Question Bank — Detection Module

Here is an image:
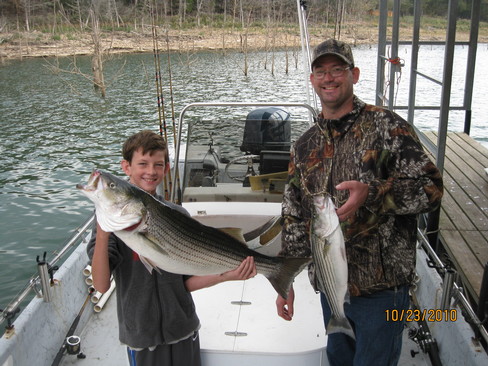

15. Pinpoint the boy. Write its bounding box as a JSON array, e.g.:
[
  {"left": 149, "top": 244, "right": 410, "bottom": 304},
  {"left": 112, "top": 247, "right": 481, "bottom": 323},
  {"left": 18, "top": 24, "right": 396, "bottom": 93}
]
[{"left": 87, "top": 130, "right": 256, "bottom": 366}]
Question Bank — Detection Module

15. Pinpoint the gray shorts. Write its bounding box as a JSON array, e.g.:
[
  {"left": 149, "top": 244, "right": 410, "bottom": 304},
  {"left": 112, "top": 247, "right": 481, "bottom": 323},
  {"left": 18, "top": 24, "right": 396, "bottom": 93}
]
[{"left": 127, "top": 332, "right": 201, "bottom": 366}]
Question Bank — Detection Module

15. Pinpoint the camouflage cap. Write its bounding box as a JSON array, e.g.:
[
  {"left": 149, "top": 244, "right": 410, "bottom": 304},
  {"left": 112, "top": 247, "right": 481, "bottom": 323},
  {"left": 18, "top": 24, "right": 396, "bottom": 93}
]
[{"left": 311, "top": 39, "right": 355, "bottom": 69}]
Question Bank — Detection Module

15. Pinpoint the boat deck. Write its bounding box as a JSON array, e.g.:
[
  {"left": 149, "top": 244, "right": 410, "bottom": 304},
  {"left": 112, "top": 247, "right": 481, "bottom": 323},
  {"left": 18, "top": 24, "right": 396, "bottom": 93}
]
[
  {"left": 422, "top": 131, "right": 488, "bottom": 304},
  {"left": 58, "top": 270, "right": 432, "bottom": 366}
]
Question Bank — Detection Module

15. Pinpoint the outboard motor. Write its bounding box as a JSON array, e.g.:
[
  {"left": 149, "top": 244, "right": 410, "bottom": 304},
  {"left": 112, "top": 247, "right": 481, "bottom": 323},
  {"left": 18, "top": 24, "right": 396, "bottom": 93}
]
[
  {"left": 240, "top": 107, "right": 291, "bottom": 155},
  {"left": 240, "top": 107, "right": 291, "bottom": 174}
]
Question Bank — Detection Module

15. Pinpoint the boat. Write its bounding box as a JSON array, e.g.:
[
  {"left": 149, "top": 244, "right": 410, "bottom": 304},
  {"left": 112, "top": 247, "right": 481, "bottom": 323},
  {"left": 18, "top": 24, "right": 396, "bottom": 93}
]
[{"left": 1, "top": 1, "right": 488, "bottom": 365}]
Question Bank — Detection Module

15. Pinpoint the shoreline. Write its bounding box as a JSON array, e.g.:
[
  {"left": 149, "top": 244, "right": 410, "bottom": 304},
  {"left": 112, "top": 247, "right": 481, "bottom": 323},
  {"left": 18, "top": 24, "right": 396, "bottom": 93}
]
[{"left": 1, "top": 25, "right": 486, "bottom": 61}]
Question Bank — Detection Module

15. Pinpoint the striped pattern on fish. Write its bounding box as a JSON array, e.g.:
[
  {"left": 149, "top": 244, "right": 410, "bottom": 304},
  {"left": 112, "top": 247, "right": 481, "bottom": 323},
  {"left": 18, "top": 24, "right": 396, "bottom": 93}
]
[
  {"left": 311, "top": 195, "right": 355, "bottom": 339},
  {"left": 77, "top": 169, "right": 311, "bottom": 299}
]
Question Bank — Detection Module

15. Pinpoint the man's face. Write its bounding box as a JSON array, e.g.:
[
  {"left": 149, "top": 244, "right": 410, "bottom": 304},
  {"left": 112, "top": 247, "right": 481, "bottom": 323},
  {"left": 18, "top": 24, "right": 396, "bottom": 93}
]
[
  {"left": 310, "top": 55, "right": 359, "bottom": 117},
  {"left": 121, "top": 148, "right": 168, "bottom": 195}
]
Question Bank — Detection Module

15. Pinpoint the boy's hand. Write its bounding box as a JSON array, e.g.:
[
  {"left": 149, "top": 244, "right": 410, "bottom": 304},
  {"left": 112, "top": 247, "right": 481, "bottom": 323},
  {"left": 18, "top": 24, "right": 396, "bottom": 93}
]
[{"left": 221, "top": 256, "right": 257, "bottom": 281}]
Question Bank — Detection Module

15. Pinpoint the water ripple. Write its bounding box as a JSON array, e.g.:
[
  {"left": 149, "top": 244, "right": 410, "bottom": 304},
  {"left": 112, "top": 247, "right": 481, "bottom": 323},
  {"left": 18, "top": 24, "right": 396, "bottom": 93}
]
[{"left": 0, "top": 45, "right": 487, "bottom": 308}]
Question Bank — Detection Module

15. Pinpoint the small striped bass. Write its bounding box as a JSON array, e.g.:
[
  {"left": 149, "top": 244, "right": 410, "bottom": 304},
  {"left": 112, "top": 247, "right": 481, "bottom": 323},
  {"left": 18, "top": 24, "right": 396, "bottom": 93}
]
[
  {"left": 311, "top": 195, "right": 355, "bottom": 339},
  {"left": 77, "top": 169, "right": 310, "bottom": 299}
]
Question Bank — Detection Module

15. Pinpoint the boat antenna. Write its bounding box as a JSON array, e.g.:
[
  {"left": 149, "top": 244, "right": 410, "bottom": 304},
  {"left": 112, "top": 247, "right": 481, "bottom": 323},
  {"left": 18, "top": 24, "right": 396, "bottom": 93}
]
[{"left": 297, "top": 0, "right": 318, "bottom": 125}]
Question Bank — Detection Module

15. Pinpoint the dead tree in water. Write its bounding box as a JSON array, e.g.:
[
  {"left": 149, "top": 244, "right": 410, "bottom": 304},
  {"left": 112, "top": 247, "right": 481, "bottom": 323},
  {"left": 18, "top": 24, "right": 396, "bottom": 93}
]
[
  {"left": 90, "top": 9, "right": 106, "bottom": 98},
  {"left": 241, "top": 31, "right": 248, "bottom": 76}
]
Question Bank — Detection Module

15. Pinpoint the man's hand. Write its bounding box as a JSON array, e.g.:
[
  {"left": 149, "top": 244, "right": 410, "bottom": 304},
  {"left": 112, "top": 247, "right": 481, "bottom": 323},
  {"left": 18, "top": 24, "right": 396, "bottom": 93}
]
[
  {"left": 276, "top": 286, "right": 295, "bottom": 321},
  {"left": 335, "top": 180, "right": 369, "bottom": 221}
]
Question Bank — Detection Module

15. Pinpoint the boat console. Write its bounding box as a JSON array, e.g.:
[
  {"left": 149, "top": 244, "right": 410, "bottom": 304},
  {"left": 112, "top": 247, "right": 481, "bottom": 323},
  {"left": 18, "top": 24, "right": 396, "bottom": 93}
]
[{"left": 181, "top": 107, "right": 295, "bottom": 203}]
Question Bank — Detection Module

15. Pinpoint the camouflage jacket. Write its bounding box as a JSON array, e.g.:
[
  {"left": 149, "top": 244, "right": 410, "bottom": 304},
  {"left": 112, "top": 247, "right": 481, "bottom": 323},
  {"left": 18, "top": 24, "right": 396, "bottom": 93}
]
[{"left": 280, "top": 96, "right": 443, "bottom": 296}]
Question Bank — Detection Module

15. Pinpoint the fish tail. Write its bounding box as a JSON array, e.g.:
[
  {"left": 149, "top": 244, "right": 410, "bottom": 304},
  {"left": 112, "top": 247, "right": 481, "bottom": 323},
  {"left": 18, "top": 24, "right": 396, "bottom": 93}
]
[
  {"left": 327, "top": 315, "right": 356, "bottom": 340},
  {"left": 267, "top": 257, "right": 311, "bottom": 299}
]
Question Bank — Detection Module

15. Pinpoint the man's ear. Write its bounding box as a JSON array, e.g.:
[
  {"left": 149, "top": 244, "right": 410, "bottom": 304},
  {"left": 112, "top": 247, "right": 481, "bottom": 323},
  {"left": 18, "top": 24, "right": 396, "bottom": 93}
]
[
  {"left": 121, "top": 159, "right": 131, "bottom": 176},
  {"left": 352, "top": 67, "right": 360, "bottom": 84},
  {"left": 164, "top": 161, "right": 170, "bottom": 175}
]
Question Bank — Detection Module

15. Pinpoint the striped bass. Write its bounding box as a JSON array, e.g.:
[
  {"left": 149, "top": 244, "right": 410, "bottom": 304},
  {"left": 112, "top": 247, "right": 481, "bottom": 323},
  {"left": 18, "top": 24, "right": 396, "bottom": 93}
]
[
  {"left": 311, "top": 195, "right": 355, "bottom": 339},
  {"left": 77, "top": 169, "right": 310, "bottom": 299}
]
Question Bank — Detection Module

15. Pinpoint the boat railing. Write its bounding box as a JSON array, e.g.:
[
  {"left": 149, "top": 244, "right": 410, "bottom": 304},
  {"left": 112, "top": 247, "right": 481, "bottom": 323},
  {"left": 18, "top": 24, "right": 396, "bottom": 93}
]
[
  {"left": 0, "top": 213, "right": 95, "bottom": 328},
  {"left": 417, "top": 226, "right": 488, "bottom": 345},
  {"left": 376, "top": 0, "right": 480, "bottom": 174},
  {"left": 171, "top": 102, "right": 318, "bottom": 203}
]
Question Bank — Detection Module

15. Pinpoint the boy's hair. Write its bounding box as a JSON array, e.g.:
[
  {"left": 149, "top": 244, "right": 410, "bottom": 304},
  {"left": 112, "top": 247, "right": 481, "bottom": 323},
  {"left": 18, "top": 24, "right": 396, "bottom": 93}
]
[{"left": 122, "top": 130, "right": 168, "bottom": 163}]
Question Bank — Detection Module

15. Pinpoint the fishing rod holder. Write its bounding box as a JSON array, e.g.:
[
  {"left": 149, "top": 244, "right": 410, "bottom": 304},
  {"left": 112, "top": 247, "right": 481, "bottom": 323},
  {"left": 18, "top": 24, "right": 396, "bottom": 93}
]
[
  {"left": 66, "top": 335, "right": 81, "bottom": 355},
  {"left": 425, "top": 251, "right": 457, "bottom": 310},
  {"left": 440, "top": 268, "right": 456, "bottom": 310},
  {"left": 0, "top": 307, "right": 20, "bottom": 331},
  {"left": 36, "top": 252, "right": 59, "bottom": 303}
]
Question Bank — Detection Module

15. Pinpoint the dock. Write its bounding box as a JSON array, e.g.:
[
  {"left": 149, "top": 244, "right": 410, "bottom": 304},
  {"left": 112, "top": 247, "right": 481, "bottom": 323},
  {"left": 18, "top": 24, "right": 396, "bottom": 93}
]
[{"left": 422, "top": 131, "right": 488, "bottom": 305}]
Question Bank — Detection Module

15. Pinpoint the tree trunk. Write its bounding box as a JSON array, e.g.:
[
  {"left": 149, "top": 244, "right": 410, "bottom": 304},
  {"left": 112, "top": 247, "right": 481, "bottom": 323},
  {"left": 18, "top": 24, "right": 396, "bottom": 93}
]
[
  {"left": 90, "top": 9, "right": 106, "bottom": 98},
  {"left": 22, "top": 0, "right": 30, "bottom": 32}
]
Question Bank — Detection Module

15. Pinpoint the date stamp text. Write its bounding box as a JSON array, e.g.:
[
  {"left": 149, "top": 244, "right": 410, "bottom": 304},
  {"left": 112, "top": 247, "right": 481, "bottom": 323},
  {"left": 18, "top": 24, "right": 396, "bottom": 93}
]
[{"left": 385, "top": 309, "right": 457, "bottom": 322}]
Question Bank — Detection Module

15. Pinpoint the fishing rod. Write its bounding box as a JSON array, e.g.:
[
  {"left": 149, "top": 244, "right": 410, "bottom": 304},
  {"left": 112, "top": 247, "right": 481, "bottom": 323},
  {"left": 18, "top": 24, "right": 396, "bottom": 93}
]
[
  {"left": 296, "top": 0, "right": 318, "bottom": 125},
  {"left": 151, "top": 1, "right": 172, "bottom": 201},
  {"left": 50, "top": 288, "right": 94, "bottom": 366},
  {"left": 164, "top": 30, "right": 182, "bottom": 203}
]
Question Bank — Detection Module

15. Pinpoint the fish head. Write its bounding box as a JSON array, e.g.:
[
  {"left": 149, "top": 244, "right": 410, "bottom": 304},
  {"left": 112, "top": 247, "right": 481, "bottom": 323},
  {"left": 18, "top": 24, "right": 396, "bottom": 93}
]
[
  {"left": 312, "top": 195, "right": 340, "bottom": 236},
  {"left": 76, "top": 169, "right": 146, "bottom": 232}
]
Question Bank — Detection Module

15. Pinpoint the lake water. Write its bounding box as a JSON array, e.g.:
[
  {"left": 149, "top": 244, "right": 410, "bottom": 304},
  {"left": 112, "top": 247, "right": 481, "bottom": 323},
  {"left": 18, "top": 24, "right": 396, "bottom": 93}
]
[{"left": 1, "top": 44, "right": 487, "bottom": 310}]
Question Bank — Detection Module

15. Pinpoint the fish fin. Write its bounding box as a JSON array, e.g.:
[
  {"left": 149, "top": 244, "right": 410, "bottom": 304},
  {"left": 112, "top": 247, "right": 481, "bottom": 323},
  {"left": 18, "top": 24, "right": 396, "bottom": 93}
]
[
  {"left": 217, "top": 227, "right": 247, "bottom": 245},
  {"left": 267, "top": 257, "right": 311, "bottom": 299},
  {"left": 327, "top": 315, "right": 356, "bottom": 340},
  {"left": 344, "top": 290, "right": 350, "bottom": 304},
  {"left": 139, "top": 256, "right": 162, "bottom": 274}
]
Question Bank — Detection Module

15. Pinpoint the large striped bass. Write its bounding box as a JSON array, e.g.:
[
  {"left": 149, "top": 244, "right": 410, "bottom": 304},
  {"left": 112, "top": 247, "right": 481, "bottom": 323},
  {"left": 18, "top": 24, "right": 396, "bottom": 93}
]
[
  {"left": 77, "top": 169, "right": 310, "bottom": 299},
  {"left": 311, "top": 195, "right": 355, "bottom": 339}
]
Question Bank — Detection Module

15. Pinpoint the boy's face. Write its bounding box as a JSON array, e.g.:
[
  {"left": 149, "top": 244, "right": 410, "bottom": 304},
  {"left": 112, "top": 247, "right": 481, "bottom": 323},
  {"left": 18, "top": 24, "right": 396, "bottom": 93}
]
[{"left": 121, "top": 148, "right": 168, "bottom": 195}]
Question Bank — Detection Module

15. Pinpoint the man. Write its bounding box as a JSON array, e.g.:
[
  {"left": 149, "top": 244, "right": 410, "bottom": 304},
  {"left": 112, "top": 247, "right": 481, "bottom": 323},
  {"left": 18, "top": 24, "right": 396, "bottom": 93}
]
[
  {"left": 276, "top": 39, "right": 443, "bottom": 366},
  {"left": 88, "top": 130, "right": 256, "bottom": 366}
]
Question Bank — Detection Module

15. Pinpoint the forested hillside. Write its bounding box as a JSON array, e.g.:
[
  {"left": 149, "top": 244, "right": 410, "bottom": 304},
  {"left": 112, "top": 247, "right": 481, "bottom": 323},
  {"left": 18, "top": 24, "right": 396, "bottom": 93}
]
[
  {"left": 1, "top": 0, "right": 486, "bottom": 33},
  {"left": 1, "top": 1, "right": 487, "bottom": 61}
]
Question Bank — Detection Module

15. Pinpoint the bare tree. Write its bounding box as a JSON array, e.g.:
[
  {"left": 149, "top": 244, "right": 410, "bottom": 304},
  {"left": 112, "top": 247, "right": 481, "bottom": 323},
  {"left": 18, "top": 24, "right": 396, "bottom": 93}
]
[
  {"left": 196, "top": 0, "right": 204, "bottom": 27},
  {"left": 178, "top": 0, "right": 186, "bottom": 26},
  {"left": 108, "top": 0, "right": 123, "bottom": 28},
  {"left": 90, "top": 8, "right": 106, "bottom": 98},
  {"left": 334, "top": 0, "right": 345, "bottom": 40},
  {"left": 18, "top": 0, "right": 31, "bottom": 31}
]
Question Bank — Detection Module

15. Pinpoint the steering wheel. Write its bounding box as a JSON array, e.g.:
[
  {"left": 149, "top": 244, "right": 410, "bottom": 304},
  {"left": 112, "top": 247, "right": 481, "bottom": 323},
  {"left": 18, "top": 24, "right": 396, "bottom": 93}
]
[{"left": 224, "top": 154, "right": 259, "bottom": 182}]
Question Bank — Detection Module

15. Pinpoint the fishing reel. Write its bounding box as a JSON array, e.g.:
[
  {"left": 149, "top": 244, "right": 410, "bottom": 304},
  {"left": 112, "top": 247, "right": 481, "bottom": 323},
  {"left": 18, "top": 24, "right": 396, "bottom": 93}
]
[{"left": 407, "top": 323, "right": 442, "bottom": 366}]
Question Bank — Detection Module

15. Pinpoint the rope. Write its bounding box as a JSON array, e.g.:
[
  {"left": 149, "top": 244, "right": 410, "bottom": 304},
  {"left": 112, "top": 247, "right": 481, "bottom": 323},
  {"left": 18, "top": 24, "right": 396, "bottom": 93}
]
[{"left": 382, "top": 51, "right": 405, "bottom": 108}]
